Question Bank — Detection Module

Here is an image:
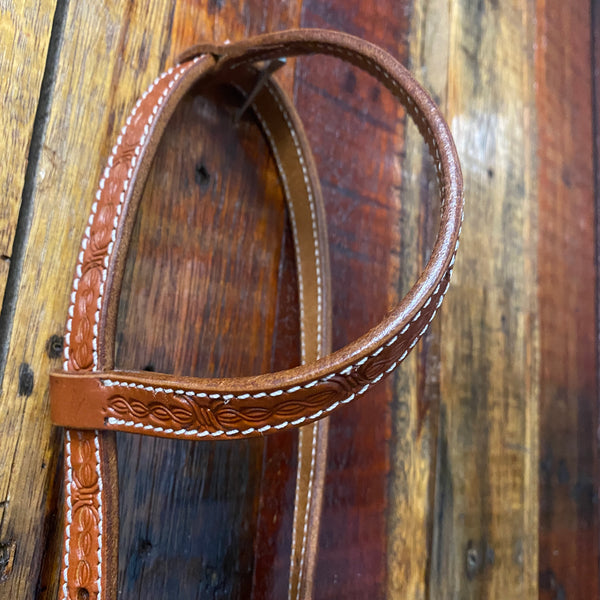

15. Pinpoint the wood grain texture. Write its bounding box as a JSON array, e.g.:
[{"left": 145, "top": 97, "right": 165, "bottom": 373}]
[
  {"left": 536, "top": 1, "right": 599, "bottom": 598},
  {"left": 291, "top": 3, "right": 414, "bottom": 599},
  {"left": 0, "top": 1, "right": 249, "bottom": 597},
  {"left": 386, "top": 6, "right": 443, "bottom": 597},
  {"left": 415, "top": 0, "right": 539, "bottom": 597},
  {"left": 0, "top": 1, "right": 57, "bottom": 300},
  {"left": 2, "top": 0, "right": 597, "bottom": 598},
  {"left": 114, "top": 83, "right": 295, "bottom": 597},
  {"left": 112, "top": 4, "right": 305, "bottom": 598}
]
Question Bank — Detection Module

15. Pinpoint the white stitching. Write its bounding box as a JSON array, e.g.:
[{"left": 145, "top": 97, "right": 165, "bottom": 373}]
[
  {"left": 63, "top": 62, "right": 192, "bottom": 371},
  {"left": 290, "top": 425, "right": 305, "bottom": 599},
  {"left": 263, "top": 78, "right": 324, "bottom": 354},
  {"left": 292, "top": 424, "right": 317, "bottom": 600},
  {"left": 225, "top": 42, "right": 448, "bottom": 191},
  {"left": 94, "top": 432, "right": 103, "bottom": 598},
  {"left": 233, "top": 84, "right": 307, "bottom": 359},
  {"left": 61, "top": 430, "right": 72, "bottom": 600},
  {"left": 101, "top": 265, "right": 454, "bottom": 439},
  {"left": 61, "top": 62, "right": 194, "bottom": 600}
]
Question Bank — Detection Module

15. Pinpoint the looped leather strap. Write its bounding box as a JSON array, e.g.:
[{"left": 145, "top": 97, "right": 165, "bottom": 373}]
[
  {"left": 50, "top": 29, "right": 463, "bottom": 439},
  {"left": 50, "top": 28, "right": 463, "bottom": 600}
]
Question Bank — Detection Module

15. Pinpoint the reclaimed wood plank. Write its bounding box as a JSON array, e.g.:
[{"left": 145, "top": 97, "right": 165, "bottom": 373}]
[
  {"left": 166, "top": 9, "right": 307, "bottom": 599},
  {"left": 0, "top": 1, "right": 57, "bottom": 302},
  {"left": 114, "top": 83, "right": 297, "bottom": 598},
  {"left": 291, "top": 3, "right": 414, "bottom": 599},
  {"left": 4, "top": 0, "right": 598, "bottom": 597},
  {"left": 536, "top": 1, "right": 599, "bottom": 598},
  {"left": 0, "top": 1, "right": 267, "bottom": 597},
  {"left": 412, "top": 0, "right": 539, "bottom": 597},
  {"left": 112, "top": 4, "right": 305, "bottom": 598}
]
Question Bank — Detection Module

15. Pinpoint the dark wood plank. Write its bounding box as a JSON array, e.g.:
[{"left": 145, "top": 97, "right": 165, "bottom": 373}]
[
  {"left": 115, "top": 84, "right": 288, "bottom": 598},
  {"left": 110, "top": 4, "right": 311, "bottom": 598},
  {"left": 536, "top": 1, "right": 599, "bottom": 598}
]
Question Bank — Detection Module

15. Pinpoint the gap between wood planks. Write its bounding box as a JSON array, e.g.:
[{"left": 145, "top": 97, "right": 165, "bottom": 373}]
[
  {"left": 0, "top": 0, "right": 70, "bottom": 391},
  {"left": 592, "top": 0, "right": 600, "bottom": 440}
]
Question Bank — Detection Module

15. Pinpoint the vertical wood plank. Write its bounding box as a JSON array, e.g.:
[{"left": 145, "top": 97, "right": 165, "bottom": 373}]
[
  {"left": 0, "top": 1, "right": 279, "bottom": 596},
  {"left": 293, "top": 3, "right": 414, "bottom": 599},
  {"left": 536, "top": 1, "right": 599, "bottom": 597},
  {"left": 409, "top": 0, "right": 540, "bottom": 597},
  {"left": 113, "top": 3, "right": 306, "bottom": 597},
  {"left": 166, "top": 7, "right": 307, "bottom": 599},
  {"left": 0, "top": 1, "right": 57, "bottom": 300},
  {"left": 395, "top": 4, "right": 452, "bottom": 596},
  {"left": 114, "top": 86, "right": 290, "bottom": 598}
]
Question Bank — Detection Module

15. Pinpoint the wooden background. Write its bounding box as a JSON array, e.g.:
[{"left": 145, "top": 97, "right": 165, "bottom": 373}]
[{"left": 0, "top": 0, "right": 596, "bottom": 598}]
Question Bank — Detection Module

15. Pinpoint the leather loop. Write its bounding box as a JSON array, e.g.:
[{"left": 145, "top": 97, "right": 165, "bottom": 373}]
[
  {"left": 51, "top": 28, "right": 463, "bottom": 440},
  {"left": 51, "top": 28, "right": 464, "bottom": 600}
]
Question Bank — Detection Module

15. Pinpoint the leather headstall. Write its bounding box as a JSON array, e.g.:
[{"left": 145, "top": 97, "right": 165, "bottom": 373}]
[{"left": 49, "top": 28, "right": 463, "bottom": 600}]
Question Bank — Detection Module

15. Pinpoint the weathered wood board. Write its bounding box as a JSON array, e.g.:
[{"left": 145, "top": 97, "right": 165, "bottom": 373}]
[
  {"left": 0, "top": 1, "right": 59, "bottom": 303},
  {"left": 537, "top": 1, "right": 599, "bottom": 598},
  {"left": 0, "top": 0, "right": 596, "bottom": 598}
]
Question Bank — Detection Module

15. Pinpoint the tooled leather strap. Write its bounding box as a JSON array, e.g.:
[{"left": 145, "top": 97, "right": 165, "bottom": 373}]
[
  {"left": 51, "top": 29, "right": 464, "bottom": 438},
  {"left": 51, "top": 28, "right": 464, "bottom": 599},
  {"left": 53, "top": 53, "right": 332, "bottom": 599}
]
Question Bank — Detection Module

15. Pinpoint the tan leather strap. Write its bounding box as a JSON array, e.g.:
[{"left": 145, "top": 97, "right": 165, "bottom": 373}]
[
  {"left": 228, "top": 64, "right": 333, "bottom": 600},
  {"left": 54, "top": 56, "right": 331, "bottom": 599},
  {"left": 227, "top": 64, "right": 332, "bottom": 600},
  {"left": 50, "top": 29, "right": 463, "bottom": 438}
]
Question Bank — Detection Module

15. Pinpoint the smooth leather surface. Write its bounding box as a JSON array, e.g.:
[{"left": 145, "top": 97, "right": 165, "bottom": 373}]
[{"left": 50, "top": 28, "right": 463, "bottom": 600}]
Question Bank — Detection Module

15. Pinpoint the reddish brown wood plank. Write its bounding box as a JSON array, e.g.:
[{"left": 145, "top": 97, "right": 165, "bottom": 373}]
[
  {"left": 114, "top": 84, "right": 288, "bottom": 597},
  {"left": 536, "top": 1, "right": 599, "bottom": 598},
  {"left": 250, "top": 227, "right": 300, "bottom": 598},
  {"left": 293, "top": 3, "right": 413, "bottom": 599}
]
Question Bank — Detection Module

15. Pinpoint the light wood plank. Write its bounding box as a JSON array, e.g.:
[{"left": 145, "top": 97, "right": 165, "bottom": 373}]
[
  {"left": 424, "top": 0, "right": 538, "bottom": 597},
  {"left": 0, "top": 1, "right": 216, "bottom": 596},
  {"left": 386, "top": 3, "right": 452, "bottom": 597},
  {"left": 0, "top": 1, "right": 57, "bottom": 300}
]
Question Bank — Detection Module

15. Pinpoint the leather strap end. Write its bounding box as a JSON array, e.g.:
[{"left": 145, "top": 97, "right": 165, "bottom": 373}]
[
  {"left": 50, "top": 372, "right": 105, "bottom": 430},
  {"left": 176, "top": 42, "right": 231, "bottom": 64}
]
